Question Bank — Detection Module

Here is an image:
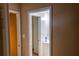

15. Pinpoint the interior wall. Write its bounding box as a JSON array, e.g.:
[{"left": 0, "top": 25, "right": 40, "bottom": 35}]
[
  {"left": 0, "top": 4, "right": 4, "bottom": 56},
  {"left": 8, "top": 3, "right": 20, "bottom": 11},
  {"left": 1, "top": 4, "right": 10, "bottom": 56},
  {"left": 53, "top": 4, "right": 79, "bottom": 56}
]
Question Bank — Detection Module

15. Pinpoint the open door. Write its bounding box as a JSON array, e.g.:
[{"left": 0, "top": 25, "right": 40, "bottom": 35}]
[
  {"left": 32, "top": 16, "right": 38, "bottom": 56},
  {"left": 9, "top": 10, "right": 21, "bottom": 56},
  {"left": 29, "top": 7, "right": 51, "bottom": 56},
  {"left": 9, "top": 13, "right": 17, "bottom": 56},
  {"left": 32, "top": 16, "right": 41, "bottom": 56}
]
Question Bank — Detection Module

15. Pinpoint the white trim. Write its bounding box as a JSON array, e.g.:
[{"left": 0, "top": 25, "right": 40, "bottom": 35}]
[
  {"left": 9, "top": 10, "right": 19, "bottom": 14},
  {"left": 9, "top": 10, "right": 21, "bottom": 56},
  {"left": 28, "top": 14, "right": 32, "bottom": 56},
  {"left": 28, "top": 6, "right": 51, "bottom": 56}
]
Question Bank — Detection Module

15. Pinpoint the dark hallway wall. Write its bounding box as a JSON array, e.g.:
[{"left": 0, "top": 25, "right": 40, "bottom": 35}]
[
  {"left": 0, "top": 4, "right": 4, "bottom": 56},
  {"left": 0, "top": 4, "right": 10, "bottom": 56},
  {"left": 53, "top": 4, "right": 79, "bottom": 56}
]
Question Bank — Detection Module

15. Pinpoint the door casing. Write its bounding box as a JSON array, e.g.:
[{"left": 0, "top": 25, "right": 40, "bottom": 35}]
[
  {"left": 28, "top": 6, "right": 52, "bottom": 56},
  {"left": 9, "top": 10, "right": 21, "bottom": 56}
]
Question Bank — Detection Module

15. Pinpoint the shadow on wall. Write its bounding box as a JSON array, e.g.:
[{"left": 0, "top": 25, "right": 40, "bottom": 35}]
[{"left": 0, "top": 6, "right": 4, "bottom": 56}]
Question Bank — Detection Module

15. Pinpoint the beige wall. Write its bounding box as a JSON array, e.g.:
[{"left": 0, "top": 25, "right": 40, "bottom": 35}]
[
  {"left": 8, "top": 3, "right": 20, "bottom": 11},
  {"left": 53, "top": 4, "right": 79, "bottom": 56},
  {"left": 1, "top": 4, "right": 10, "bottom": 55}
]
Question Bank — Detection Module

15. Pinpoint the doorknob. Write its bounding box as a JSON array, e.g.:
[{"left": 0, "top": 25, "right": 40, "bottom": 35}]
[{"left": 18, "top": 45, "right": 20, "bottom": 47}]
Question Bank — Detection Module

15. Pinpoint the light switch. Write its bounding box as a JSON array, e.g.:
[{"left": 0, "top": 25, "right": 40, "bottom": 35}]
[{"left": 22, "top": 34, "right": 25, "bottom": 39}]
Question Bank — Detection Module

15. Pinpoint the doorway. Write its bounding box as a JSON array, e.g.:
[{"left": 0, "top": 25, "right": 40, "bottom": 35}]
[
  {"left": 32, "top": 16, "right": 41, "bottom": 56},
  {"left": 9, "top": 10, "right": 21, "bottom": 56},
  {"left": 10, "top": 13, "right": 17, "bottom": 56},
  {"left": 28, "top": 7, "right": 51, "bottom": 56}
]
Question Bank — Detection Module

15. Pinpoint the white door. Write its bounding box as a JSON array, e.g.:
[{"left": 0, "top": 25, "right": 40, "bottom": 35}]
[
  {"left": 32, "top": 16, "right": 41, "bottom": 56},
  {"left": 37, "top": 17, "right": 41, "bottom": 56},
  {"left": 32, "top": 15, "right": 50, "bottom": 56}
]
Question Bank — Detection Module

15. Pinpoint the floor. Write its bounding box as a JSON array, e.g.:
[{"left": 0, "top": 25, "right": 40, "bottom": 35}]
[{"left": 32, "top": 43, "right": 49, "bottom": 56}]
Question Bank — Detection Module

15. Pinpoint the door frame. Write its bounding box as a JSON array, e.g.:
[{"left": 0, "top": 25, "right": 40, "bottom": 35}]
[
  {"left": 28, "top": 6, "right": 52, "bottom": 56},
  {"left": 9, "top": 10, "right": 21, "bottom": 56}
]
